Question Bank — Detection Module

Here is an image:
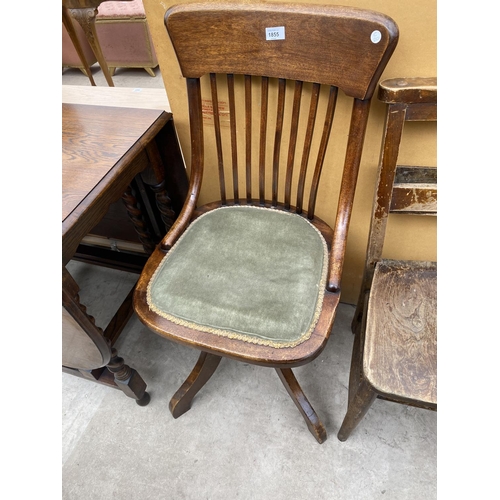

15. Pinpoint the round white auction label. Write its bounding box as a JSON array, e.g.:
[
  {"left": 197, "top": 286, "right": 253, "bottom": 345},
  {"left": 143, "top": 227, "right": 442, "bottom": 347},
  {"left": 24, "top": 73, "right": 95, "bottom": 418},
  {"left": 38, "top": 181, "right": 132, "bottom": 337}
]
[{"left": 371, "top": 30, "right": 382, "bottom": 43}]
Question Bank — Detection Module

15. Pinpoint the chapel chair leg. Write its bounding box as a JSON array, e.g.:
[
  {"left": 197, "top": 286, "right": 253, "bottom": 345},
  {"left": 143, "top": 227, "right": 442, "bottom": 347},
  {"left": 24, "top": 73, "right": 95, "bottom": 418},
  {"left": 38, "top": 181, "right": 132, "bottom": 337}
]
[
  {"left": 351, "top": 299, "right": 365, "bottom": 336},
  {"left": 276, "top": 368, "right": 327, "bottom": 444},
  {"left": 347, "top": 329, "right": 363, "bottom": 406},
  {"left": 337, "top": 379, "right": 377, "bottom": 442},
  {"left": 169, "top": 351, "right": 222, "bottom": 419}
]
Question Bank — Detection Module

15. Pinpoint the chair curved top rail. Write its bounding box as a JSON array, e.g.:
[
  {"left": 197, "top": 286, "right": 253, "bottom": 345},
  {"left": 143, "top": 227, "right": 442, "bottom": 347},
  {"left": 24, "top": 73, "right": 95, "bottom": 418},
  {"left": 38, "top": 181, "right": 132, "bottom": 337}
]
[{"left": 165, "top": 1, "right": 399, "bottom": 99}]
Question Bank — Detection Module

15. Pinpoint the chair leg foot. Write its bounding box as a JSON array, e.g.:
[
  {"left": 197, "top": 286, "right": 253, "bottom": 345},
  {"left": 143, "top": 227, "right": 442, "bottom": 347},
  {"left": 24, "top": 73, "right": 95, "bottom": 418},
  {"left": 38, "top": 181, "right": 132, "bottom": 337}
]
[
  {"left": 337, "top": 379, "right": 377, "bottom": 441},
  {"left": 169, "top": 351, "right": 222, "bottom": 419},
  {"left": 276, "top": 368, "right": 327, "bottom": 444},
  {"left": 107, "top": 348, "right": 150, "bottom": 405},
  {"left": 136, "top": 391, "right": 151, "bottom": 406}
]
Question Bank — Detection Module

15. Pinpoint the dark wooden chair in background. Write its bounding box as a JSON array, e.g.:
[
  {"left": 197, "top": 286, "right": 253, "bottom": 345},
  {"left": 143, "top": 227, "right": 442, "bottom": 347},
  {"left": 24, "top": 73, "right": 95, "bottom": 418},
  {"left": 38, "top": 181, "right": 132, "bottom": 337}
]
[
  {"left": 133, "top": 1, "right": 399, "bottom": 443},
  {"left": 337, "top": 77, "right": 437, "bottom": 441}
]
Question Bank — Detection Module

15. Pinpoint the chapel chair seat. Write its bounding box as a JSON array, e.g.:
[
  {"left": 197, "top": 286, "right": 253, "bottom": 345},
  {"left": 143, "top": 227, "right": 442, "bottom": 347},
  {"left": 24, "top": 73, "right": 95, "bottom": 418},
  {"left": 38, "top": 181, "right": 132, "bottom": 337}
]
[
  {"left": 133, "top": 1, "right": 399, "bottom": 444},
  {"left": 363, "top": 259, "right": 437, "bottom": 406}
]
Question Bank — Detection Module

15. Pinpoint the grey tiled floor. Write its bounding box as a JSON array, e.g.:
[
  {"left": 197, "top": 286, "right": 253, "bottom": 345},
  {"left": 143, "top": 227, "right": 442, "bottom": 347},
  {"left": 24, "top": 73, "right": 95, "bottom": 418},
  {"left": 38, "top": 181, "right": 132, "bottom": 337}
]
[{"left": 61, "top": 65, "right": 437, "bottom": 499}]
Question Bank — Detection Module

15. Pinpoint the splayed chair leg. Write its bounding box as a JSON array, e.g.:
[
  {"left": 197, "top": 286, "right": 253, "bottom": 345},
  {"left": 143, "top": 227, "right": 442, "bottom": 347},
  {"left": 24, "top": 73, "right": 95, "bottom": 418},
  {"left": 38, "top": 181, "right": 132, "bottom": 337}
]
[
  {"left": 276, "top": 368, "right": 327, "bottom": 444},
  {"left": 169, "top": 351, "right": 222, "bottom": 418},
  {"left": 337, "top": 378, "right": 377, "bottom": 441}
]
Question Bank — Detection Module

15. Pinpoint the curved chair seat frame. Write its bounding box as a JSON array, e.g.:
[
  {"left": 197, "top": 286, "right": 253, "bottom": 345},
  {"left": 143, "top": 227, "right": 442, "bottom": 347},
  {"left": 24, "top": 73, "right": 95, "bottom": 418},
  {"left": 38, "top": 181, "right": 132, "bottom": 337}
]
[
  {"left": 137, "top": 199, "right": 337, "bottom": 368},
  {"left": 134, "top": 1, "right": 399, "bottom": 443}
]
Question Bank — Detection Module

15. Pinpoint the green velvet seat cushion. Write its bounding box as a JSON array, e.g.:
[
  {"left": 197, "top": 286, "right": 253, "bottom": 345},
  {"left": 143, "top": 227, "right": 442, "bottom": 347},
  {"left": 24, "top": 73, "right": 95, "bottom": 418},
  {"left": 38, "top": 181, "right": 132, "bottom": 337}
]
[{"left": 147, "top": 206, "right": 328, "bottom": 348}]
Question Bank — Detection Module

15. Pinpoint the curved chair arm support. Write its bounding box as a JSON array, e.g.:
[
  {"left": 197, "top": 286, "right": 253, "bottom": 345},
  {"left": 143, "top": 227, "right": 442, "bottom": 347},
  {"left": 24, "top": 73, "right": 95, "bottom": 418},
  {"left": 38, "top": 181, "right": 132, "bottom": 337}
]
[
  {"left": 160, "top": 78, "right": 204, "bottom": 251},
  {"left": 160, "top": 177, "right": 202, "bottom": 251},
  {"left": 327, "top": 98, "right": 371, "bottom": 292}
]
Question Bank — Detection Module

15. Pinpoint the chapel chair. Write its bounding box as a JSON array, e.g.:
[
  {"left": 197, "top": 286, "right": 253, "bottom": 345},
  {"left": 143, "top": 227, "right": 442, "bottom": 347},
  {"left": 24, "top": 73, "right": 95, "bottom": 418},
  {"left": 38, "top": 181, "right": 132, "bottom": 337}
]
[
  {"left": 133, "top": 1, "right": 399, "bottom": 443},
  {"left": 337, "top": 77, "right": 437, "bottom": 441}
]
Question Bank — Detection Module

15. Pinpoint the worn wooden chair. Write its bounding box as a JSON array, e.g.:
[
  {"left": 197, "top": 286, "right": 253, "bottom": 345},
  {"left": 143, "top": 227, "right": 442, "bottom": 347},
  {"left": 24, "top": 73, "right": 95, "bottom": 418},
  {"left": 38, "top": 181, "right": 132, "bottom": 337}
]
[
  {"left": 133, "top": 1, "right": 399, "bottom": 443},
  {"left": 337, "top": 77, "right": 437, "bottom": 441}
]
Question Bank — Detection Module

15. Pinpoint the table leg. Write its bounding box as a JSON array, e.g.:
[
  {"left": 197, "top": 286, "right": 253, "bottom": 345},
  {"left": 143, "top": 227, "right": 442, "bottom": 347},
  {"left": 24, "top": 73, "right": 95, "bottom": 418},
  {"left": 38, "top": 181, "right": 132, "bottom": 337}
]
[
  {"left": 107, "top": 348, "right": 151, "bottom": 406},
  {"left": 62, "top": 267, "right": 149, "bottom": 405},
  {"left": 145, "top": 141, "right": 177, "bottom": 232},
  {"left": 121, "top": 184, "right": 156, "bottom": 254}
]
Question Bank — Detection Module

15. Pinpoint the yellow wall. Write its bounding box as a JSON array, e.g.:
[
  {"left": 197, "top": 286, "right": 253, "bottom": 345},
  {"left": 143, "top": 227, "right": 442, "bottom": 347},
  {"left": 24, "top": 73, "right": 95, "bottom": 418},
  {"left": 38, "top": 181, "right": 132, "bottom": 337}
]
[{"left": 143, "top": 0, "right": 437, "bottom": 304}]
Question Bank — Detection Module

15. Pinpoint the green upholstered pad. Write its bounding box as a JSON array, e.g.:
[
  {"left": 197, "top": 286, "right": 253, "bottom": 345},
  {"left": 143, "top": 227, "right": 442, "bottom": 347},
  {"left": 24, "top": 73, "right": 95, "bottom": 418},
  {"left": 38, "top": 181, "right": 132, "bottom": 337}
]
[{"left": 147, "top": 206, "right": 328, "bottom": 348}]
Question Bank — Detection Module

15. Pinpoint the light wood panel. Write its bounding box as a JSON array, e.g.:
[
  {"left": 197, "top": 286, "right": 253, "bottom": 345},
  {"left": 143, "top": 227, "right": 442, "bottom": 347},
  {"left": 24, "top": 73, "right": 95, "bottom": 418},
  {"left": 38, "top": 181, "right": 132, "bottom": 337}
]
[{"left": 62, "top": 85, "right": 171, "bottom": 111}]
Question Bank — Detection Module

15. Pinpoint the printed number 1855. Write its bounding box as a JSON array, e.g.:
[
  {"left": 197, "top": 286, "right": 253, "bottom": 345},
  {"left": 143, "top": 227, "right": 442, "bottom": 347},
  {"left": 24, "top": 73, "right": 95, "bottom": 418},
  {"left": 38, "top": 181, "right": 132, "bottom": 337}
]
[{"left": 265, "top": 26, "right": 285, "bottom": 40}]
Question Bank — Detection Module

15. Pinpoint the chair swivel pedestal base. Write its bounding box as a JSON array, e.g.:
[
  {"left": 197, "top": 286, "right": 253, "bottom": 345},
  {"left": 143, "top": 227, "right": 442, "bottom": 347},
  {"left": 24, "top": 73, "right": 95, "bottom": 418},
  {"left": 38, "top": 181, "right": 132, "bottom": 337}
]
[
  {"left": 276, "top": 367, "right": 327, "bottom": 444},
  {"left": 168, "top": 351, "right": 327, "bottom": 444}
]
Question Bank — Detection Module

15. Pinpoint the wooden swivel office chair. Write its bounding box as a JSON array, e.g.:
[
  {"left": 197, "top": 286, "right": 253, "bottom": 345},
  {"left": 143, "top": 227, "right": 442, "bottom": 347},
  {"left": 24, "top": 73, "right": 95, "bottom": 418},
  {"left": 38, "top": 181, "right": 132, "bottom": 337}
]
[
  {"left": 337, "top": 77, "right": 437, "bottom": 441},
  {"left": 133, "top": 1, "right": 399, "bottom": 443}
]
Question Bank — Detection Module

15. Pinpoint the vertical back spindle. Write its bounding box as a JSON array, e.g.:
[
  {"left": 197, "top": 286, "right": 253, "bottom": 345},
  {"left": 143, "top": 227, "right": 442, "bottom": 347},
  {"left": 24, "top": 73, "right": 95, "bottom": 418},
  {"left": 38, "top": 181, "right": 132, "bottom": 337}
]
[
  {"left": 259, "top": 76, "right": 269, "bottom": 204},
  {"left": 210, "top": 73, "right": 226, "bottom": 204},
  {"left": 245, "top": 75, "right": 252, "bottom": 202},
  {"left": 272, "top": 79, "right": 286, "bottom": 207},
  {"left": 227, "top": 74, "right": 239, "bottom": 202},
  {"left": 284, "top": 80, "right": 303, "bottom": 210},
  {"left": 307, "top": 85, "right": 338, "bottom": 219},
  {"left": 296, "top": 82, "right": 320, "bottom": 213}
]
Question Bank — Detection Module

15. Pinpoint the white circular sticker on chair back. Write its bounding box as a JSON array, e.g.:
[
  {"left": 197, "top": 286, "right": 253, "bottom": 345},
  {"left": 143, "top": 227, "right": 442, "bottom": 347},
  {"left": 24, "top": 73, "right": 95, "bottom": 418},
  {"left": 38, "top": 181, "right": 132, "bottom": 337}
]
[{"left": 371, "top": 30, "right": 382, "bottom": 43}]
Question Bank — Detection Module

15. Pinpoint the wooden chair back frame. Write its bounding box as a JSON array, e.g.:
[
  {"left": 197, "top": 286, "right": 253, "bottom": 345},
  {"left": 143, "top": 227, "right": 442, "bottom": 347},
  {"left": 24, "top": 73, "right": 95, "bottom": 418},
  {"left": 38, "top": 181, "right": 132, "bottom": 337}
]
[{"left": 161, "top": 2, "right": 399, "bottom": 294}]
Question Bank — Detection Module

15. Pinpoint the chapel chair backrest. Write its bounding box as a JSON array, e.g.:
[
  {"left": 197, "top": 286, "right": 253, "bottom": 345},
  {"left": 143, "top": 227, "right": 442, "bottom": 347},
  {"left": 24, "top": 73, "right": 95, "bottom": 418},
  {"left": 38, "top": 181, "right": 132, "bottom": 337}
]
[
  {"left": 352, "top": 77, "right": 437, "bottom": 330},
  {"left": 164, "top": 2, "right": 399, "bottom": 291}
]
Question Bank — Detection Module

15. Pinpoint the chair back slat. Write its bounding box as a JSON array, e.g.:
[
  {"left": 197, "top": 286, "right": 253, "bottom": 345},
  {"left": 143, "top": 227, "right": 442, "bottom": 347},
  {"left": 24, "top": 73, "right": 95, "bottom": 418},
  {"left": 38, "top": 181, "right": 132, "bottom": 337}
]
[
  {"left": 227, "top": 74, "right": 239, "bottom": 202},
  {"left": 296, "top": 82, "right": 320, "bottom": 214},
  {"left": 245, "top": 74, "right": 252, "bottom": 202},
  {"left": 272, "top": 78, "right": 286, "bottom": 207},
  {"left": 258, "top": 76, "right": 269, "bottom": 204},
  {"left": 307, "top": 85, "right": 338, "bottom": 219},
  {"left": 209, "top": 73, "right": 226, "bottom": 203},
  {"left": 284, "top": 80, "right": 303, "bottom": 210}
]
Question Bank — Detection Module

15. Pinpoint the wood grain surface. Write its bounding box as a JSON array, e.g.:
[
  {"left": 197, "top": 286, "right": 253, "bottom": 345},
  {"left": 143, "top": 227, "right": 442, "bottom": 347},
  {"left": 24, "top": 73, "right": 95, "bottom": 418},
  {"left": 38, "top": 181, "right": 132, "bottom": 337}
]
[
  {"left": 364, "top": 260, "right": 437, "bottom": 405},
  {"left": 62, "top": 103, "right": 170, "bottom": 263}
]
